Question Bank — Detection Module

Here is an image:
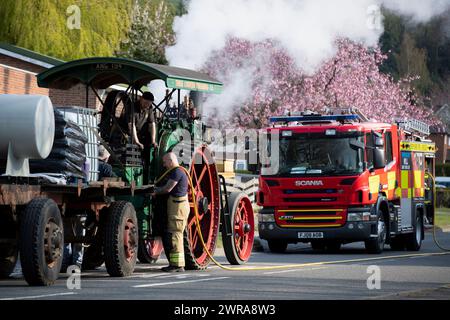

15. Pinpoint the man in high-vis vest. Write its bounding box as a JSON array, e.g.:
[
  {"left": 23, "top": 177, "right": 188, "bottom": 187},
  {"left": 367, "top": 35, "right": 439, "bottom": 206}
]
[{"left": 152, "top": 152, "right": 190, "bottom": 272}]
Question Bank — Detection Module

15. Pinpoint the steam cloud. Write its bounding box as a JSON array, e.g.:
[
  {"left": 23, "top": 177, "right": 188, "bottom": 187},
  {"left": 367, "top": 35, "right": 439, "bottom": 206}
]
[{"left": 165, "top": 0, "right": 450, "bottom": 120}]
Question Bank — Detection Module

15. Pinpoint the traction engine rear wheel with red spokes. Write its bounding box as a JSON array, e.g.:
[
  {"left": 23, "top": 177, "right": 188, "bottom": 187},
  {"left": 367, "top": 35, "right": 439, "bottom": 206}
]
[{"left": 184, "top": 146, "right": 220, "bottom": 270}]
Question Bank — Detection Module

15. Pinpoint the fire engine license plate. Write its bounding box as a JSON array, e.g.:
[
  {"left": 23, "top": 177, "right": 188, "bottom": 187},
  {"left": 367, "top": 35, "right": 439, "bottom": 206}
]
[{"left": 298, "top": 232, "right": 324, "bottom": 239}]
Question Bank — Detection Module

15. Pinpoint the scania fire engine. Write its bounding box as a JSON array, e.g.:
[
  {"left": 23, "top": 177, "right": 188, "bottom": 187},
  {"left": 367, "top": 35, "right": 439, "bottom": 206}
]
[{"left": 257, "top": 111, "right": 436, "bottom": 253}]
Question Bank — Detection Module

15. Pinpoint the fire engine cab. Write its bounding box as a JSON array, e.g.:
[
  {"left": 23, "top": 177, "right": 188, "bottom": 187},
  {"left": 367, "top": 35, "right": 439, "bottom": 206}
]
[{"left": 257, "top": 110, "right": 436, "bottom": 254}]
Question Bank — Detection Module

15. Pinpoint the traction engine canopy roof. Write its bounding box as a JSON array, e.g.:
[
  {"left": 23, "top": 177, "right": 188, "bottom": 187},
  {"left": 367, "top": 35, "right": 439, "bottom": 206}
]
[{"left": 37, "top": 57, "right": 223, "bottom": 93}]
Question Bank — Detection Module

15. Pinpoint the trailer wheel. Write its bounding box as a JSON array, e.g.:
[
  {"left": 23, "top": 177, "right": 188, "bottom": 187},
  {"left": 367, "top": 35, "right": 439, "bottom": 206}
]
[
  {"left": 19, "top": 198, "right": 64, "bottom": 286},
  {"left": 222, "top": 192, "right": 255, "bottom": 265},
  {"left": 104, "top": 201, "right": 138, "bottom": 277},
  {"left": 268, "top": 240, "right": 288, "bottom": 253},
  {"left": 405, "top": 212, "right": 423, "bottom": 251},
  {"left": 138, "top": 237, "right": 163, "bottom": 264},
  {"left": 365, "top": 210, "right": 386, "bottom": 254}
]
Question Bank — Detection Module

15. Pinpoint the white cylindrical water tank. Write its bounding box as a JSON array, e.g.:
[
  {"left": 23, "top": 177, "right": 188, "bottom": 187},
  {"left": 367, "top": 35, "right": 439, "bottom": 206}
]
[{"left": 0, "top": 94, "right": 55, "bottom": 159}]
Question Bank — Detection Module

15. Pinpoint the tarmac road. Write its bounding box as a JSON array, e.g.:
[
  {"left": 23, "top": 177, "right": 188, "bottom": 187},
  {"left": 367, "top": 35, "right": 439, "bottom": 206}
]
[{"left": 0, "top": 231, "right": 449, "bottom": 300}]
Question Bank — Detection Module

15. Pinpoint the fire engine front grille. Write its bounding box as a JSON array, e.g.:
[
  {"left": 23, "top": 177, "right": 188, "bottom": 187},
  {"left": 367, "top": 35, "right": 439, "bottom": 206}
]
[
  {"left": 276, "top": 209, "right": 345, "bottom": 228},
  {"left": 283, "top": 189, "right": 337, "bottom": 194}
]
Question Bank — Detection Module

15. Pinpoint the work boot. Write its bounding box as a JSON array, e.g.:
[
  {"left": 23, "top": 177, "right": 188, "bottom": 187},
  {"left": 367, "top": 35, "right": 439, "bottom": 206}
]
[{"left": 161, "top": 265, "right": 185, "bottom": 273}]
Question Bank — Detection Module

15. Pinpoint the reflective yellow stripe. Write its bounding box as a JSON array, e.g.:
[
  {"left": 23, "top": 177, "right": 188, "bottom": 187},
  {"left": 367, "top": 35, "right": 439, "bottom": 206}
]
[
  {"left": 401, "top": 170, "right": 409, "bottom": 188},
  {"left": 170, "top": 253, "right": 185, "bottom": 265},
  {"left": 279, "top": 224, "right": 341, "bottom": 228},
  {"left": 413, "top": 170, "right": 422, "bottom": 189},
  {"left": 388, "top": 172, "right": 396, "bottom": 191},
  {"left": 395, "top": 187, "right": 402, "bottom": 197},
  {"left": 369, "top": 175, "right": 380, "bottom": 194},
  {"left": 280, "top": 216, "right": 343, "bottom": 220},
  {"left": 400, "top": 141, "right": 436, "bottom": 152},
  {"left": 408, "top": 189, "right": 412, "bottom": 198}
]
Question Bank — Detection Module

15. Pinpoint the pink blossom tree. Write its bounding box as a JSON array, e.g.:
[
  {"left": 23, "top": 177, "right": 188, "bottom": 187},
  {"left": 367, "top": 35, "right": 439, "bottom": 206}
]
[{"left": 203, "top": 38, "right": 437, "bottom": 128}]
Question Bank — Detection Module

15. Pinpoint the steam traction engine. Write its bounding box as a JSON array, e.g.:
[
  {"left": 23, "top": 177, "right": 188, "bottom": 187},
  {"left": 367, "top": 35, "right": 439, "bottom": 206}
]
[{"left": 0, "top": 58, "right": 254, "bottom": 285}]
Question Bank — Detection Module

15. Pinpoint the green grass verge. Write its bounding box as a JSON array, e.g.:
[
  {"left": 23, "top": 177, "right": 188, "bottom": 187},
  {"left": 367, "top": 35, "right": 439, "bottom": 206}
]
[{"left": 435, "top": 207, "right": 450, "bottom": 229}]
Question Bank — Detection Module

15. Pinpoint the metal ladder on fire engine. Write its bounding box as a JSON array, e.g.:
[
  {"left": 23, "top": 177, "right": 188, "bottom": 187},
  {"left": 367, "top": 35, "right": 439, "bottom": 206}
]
[{"left": 396, "top": 118, "right": 430, "bottom": 138}]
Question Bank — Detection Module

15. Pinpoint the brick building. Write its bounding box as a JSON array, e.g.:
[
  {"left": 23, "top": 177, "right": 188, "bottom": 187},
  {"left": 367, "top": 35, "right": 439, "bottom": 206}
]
[{"left": 0, "top": 42, "right": 99, "bottom": 109}]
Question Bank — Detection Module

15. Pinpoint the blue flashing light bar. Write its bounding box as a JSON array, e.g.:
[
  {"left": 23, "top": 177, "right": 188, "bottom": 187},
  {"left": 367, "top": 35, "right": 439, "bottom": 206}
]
[{"left": 269, "top": 114, "right": 359, "bottom": 123}]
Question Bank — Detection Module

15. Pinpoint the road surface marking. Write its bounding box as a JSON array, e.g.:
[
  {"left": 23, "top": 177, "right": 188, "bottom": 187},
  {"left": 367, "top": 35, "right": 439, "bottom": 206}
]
[
  {"left": 207, "top": 251, "right": 450, "bottom": 272},
  {"left": 0, "top": 292, "right": 76, "bottom": 300},
  {"left": 263, "top": 267, "right": 328, "bottom": 275},
  {"left": 133, "top": 277, "right": 229, "bottom": 288}
]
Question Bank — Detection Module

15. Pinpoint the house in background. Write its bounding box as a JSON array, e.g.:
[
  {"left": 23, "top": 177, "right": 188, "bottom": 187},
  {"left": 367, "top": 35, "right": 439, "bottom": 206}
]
[
  {"left": 429, "top": 104, "right": 450, "bottom": 164},
  {"left": 0, "top": 42, "right": 100, "bottom": 108}
]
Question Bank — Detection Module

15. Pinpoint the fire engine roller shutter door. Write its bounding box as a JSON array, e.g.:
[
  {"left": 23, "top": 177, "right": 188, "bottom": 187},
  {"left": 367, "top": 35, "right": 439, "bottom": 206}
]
[
  {"left": 412, "top": 152, "right": 425, "bottom": 198},
  {"left": 399, "top": 151, "right": 413, "bottom": 229}
]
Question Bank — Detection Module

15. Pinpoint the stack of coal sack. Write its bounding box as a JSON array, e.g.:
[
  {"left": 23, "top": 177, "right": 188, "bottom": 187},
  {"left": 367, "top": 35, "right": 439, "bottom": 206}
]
[{"left": 30, "top": 110, "right": 88, "bottom": 180}]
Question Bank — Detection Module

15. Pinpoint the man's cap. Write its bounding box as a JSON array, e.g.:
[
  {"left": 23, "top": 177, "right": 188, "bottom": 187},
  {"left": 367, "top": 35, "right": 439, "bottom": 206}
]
[{"left": 142, "top": 92, "right": 154, "bottom": 101}]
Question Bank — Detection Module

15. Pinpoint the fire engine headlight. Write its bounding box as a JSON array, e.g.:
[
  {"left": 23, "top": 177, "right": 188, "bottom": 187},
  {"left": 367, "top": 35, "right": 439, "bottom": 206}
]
[
  {"left": 259, "top": 213, "right": 275, "bottom": 223},
  {"left": 347, "top": 212, "right": 371, "bottom": 222}
]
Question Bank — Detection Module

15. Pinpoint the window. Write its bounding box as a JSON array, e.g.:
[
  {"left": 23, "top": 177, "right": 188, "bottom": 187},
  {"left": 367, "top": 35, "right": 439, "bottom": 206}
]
[
  {"left": 365, "top": 133, "right": 373, "bottom": 168},
  {"left": 385, "top": 131, "right": 393, "bottom": 164}
]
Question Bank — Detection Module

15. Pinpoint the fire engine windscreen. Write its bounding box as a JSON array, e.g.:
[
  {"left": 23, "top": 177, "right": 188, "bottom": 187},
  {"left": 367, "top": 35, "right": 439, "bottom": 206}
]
[{"left": 272, "top": 132, "right": 364, "bottom": 176}]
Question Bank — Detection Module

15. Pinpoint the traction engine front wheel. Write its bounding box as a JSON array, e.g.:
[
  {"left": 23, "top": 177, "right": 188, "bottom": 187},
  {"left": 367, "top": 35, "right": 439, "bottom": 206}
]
[{"left": 222, "top": 192, "right": 254, "bottom": 265}]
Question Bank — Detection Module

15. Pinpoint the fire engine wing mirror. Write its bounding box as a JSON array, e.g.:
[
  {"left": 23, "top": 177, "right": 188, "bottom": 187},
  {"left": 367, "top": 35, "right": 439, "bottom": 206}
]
[
  {"left": 374, "top": 137, "right": 384, "bottom": 147},
  {"left": 373, "top": 148, "right": 385, "bottom": 169}
]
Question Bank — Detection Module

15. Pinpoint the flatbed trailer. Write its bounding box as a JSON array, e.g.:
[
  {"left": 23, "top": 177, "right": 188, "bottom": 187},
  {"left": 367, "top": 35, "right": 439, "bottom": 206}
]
[{"left": 0, "top": 175, "right": 154, "bottom": 285}]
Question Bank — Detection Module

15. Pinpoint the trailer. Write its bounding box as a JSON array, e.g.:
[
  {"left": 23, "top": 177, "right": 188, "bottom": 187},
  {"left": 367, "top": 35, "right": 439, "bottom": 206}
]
[{"left": 0, "top": 58, "right": 255, "bottom": 285}]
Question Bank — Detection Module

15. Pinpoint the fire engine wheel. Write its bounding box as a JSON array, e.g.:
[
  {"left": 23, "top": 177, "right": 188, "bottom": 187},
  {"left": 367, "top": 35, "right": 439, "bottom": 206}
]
[
  {"left": 138, "top": 237, "right": 164, "bottom": 264},
  {"left": 104, "top": 201, "right": 138, "bottom": 277},
  {"left": 184, "top": 146, "right": 220, "bottom": 270},
  {"left": 268, "top": 240, "right": 288, "bottom": 253},
  {"left": 405, "top": 213, "right": 423, "bottom": 251},
  {"left": 222, "top": 192, "right": 255, "bottom": 265},
  {"left": 365, "top": 210, "right": 386, "bottom": 254},
  {"left": 19, "top": 198, "right": 64, "bottom": 286}
]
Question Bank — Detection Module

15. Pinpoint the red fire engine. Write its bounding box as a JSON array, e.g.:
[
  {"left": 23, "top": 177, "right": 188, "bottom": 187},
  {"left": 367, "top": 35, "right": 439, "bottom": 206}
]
[{"left": 257, "top": 111, "right": 436, "bottom": 253}]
